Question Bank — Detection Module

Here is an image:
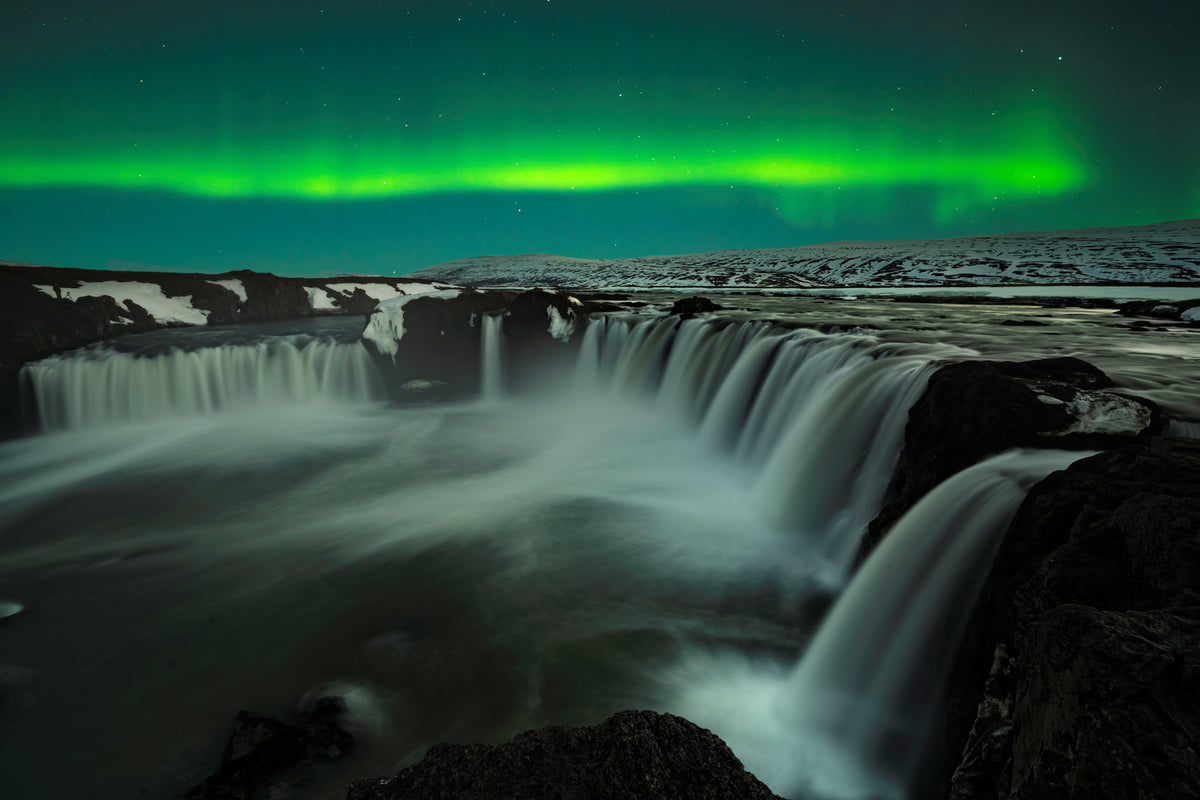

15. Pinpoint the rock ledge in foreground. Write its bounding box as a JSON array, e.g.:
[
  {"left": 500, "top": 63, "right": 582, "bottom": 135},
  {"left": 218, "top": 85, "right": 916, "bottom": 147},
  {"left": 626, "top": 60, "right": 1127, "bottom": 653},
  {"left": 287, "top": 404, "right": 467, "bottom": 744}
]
[
  {"left": 946, "top": 438, "right": 1200, "bottom": 800},
  {"left": 347, "top": 709, "right": 783, "bottom": 800}
]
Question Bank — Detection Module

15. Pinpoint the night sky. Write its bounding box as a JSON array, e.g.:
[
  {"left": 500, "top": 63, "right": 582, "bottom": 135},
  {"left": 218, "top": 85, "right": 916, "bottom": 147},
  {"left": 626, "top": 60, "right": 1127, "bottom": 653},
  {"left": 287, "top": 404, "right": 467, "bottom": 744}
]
[{"left": 2, "top": 1, "right": 1197, "bottom": 276}]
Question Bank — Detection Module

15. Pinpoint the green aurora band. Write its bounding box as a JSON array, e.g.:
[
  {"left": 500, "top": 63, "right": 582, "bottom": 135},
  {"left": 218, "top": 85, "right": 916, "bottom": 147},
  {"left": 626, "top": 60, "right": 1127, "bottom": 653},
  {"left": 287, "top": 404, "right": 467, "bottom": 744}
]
[{"left": 0, "top": 109, "right": 1089, "bottom": 225}]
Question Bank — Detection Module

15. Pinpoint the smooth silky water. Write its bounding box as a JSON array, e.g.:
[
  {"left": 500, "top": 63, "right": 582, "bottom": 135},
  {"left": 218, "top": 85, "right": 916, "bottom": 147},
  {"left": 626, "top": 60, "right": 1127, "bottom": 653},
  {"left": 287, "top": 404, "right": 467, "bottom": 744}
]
[{"left": 1, "top": 300, "right": 1197, "bottom": 799}]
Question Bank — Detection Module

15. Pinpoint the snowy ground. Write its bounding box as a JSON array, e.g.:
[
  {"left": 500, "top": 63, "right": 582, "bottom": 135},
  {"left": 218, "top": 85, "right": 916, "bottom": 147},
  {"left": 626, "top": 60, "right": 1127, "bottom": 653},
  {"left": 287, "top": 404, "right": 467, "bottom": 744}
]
[{"left": 408, "top": 219, "right": 1200, "bottom": 289}]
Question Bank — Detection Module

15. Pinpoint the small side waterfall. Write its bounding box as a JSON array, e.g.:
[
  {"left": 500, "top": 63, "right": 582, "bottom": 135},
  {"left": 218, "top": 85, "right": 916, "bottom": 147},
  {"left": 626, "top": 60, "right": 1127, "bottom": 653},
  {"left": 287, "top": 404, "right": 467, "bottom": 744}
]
[
  {"left": 1167, "top": 419, "right": 1200, "bottom": 438},
  {"left": 22, "top": 337, "right": 384, "bottom": 430},
  {"left": 481, "top": 313, "right": 505, "bottom": 400},
  {"left": 665, "top": 449, "right": 1087, "bottom": 800},
  {"left": 777, "top": 448, "right": 1087, "bottom": 798}
]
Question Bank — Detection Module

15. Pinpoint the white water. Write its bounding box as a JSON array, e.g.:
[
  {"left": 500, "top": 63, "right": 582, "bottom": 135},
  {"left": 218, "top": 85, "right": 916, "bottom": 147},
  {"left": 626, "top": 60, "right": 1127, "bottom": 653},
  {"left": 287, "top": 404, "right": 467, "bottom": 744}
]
[
  {"left": 22, "top": 336, "right": 383, "bottom": 430},
  {"left": 667, "top": 449, "right": 1087, "bottom": 800},
  {"left": 3, "top": 312, "right": 1083, "bottom": 800},
  {"left": 481, "top": 313, "right": 505, "bottom": 400},
  {"left": 576, "top": 316, "right": 969, "bottom": 585}
]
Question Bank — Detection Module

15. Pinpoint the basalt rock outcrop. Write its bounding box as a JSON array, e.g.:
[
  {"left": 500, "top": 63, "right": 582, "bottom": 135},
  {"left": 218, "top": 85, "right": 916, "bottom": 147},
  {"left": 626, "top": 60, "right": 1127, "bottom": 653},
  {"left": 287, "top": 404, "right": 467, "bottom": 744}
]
[
  {"left": 669, "top": 295, "right": 724, "bottom": 317},
  {"left": 944, "top": 438, "right": 1200, "bottom": 800},
  {"left": 346, "top": 709, "right": 783, "bottom": 800},
  {"left": 360, "top": 288, "right": 587, "bottom": 400},
  {"left": 504, "top": 289, "right": 588, "bottom": 391},
  {"left": 864, "top": 357, "right": 1162, "bottom": 554},
  {"left": 0, "top": 263, "right": 448, "bottom": 438},
  {"left": 185, "top": 696, "right": 355, "bottom": 800}
]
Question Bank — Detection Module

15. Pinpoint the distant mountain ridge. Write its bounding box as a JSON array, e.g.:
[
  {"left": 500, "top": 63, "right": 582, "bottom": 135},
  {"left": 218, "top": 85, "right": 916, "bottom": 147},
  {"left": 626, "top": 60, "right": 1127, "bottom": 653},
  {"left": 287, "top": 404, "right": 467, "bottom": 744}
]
[{"left": 408, "top": 219, "right": 1200, "bottom": 289}]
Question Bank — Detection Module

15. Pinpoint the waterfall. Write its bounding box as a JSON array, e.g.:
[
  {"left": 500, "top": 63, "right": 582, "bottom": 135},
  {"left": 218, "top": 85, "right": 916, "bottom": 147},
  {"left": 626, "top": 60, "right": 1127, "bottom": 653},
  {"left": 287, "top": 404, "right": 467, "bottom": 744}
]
[
  {"left": 1167, "top": 419, "right": 1200, "bottom": 438},
  {"left": 9, "top": 309, "right": 1102, "bottom": 800},
  {"left": 667, "top": 449, "right": 1087, "bottom": 800},
  {"left": 22, "top": 337, "right": 384, "bottom": 431},
  {"left": 781, "top": 449, "right": 1087, "bottom": 797},
  {"left": 574, "top": 315, "right": 964, "bottom": 585},
  {"left": 481, "top": 313, "right": 505, "bottom": 400}
]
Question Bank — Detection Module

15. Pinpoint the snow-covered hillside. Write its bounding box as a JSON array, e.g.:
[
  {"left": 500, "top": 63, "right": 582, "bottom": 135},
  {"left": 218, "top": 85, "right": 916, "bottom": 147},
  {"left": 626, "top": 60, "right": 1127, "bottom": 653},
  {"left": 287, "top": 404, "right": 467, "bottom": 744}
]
[{"left": 409, "top": 219, "right": 1200, "bottom": 289}]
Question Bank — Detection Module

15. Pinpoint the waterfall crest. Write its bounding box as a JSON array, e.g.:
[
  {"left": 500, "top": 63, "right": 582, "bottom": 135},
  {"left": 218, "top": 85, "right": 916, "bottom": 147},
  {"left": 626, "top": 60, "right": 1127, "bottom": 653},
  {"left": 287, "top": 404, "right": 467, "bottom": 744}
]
[
  {"left": 575, "top": 315, "right": 960, "bottom": 584},
  {"left": 23, "top": 337, "right": 384, "bottom": 430}
]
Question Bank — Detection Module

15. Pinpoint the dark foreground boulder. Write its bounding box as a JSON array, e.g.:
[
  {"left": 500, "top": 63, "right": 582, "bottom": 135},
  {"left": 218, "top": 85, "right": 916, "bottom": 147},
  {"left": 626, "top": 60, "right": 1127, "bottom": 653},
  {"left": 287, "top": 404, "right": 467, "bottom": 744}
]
[
  {"left": 865, "top": 357, "right": 1161, "bottom": 553},
  {"left": 346, "top": 710, "right": 783, "bottom": 800},
  {"left": 185, "top": 697, "right": 354, "bottom": 800},
  {"left": 944, "top": 438, "right": 1200, "bottom": 800}
]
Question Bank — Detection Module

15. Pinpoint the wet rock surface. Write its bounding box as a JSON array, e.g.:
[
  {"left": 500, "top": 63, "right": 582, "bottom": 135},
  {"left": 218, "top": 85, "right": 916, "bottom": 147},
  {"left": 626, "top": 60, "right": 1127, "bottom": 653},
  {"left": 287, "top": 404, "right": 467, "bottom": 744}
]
[
  {"left": 865, "top": 357, "right": 1161, "bottom": 552},
  {"left": 501, "top": 289, "right": 586, "bottom": 391},
  {"left": 360, "top": 288, "right": 589, "bottom": 400},
  {"left": 669, "top": 295, "right": 724, "bottom": 316},
  {"left": 346, "top": 709, "right": 783, "bottom": 800},
  {"left": 360, "top": 288, "right": 510, "bottom": 400},
  {"left": 945, "top": 438, "right": 1200, "bottom": 800},
  {"left": 184, "top": 697, "right": 354, "bottom": 800}
]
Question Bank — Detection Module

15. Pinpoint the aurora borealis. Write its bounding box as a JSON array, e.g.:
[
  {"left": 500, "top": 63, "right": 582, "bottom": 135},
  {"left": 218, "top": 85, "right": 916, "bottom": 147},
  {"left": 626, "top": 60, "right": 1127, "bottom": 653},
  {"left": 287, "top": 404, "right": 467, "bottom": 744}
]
[{"left": 2, "top": 1, "right": 1197, "bottom": 275}]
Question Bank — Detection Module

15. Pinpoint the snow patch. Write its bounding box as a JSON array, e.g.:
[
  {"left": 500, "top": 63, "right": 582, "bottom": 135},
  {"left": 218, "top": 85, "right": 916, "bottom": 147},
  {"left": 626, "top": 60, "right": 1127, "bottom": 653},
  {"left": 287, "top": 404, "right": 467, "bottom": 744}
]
[
  {"left": 1058, "top": 391, "right": 1152, "bottom": 436},
  {"left": 325, "top": 283, "right": 406, "bottom": 302},
  {"left": 306, "top": 287, "right": 338, "bottom": 311},
  {"left": 207, "top": 279, "right": 247, "bottom": 302},
  {"left": 362, "top": 289, "right": 462, "bottom": 358},
  {"left": 324, "top": 282, "right": 451, "bottom": 302},
  {"left": 0, "top": 601, "right": 23, "bottom": 621},
  {"left": 1036, "top": 394, "right": 1065, "bottom": 406},
  {"left": 1182, "top": 307, "right": 1200, "bottom": 322},
  {"left": 33, "top": 285, "right": 56, "bottom": 298},
  {"left": 59, "top": 281, "right": 208, "bottom": 325},
  {"left": 547, "top": 306, "right": 575, "bottom": 342}
]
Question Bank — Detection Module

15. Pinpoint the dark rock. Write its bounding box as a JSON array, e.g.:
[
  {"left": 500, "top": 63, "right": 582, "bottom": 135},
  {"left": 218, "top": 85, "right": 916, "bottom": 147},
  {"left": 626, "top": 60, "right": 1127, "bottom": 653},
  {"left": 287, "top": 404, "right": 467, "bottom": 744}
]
[
  {"left": 864, "top": 357, "right": 1161, "bottom": 553},
  {"left": 669, "top": 295, "right": 723, "bottom": 316},
  {"left": 361, "top": 288, "right": 588, "bottom": 399},
  {"left": 346, "top": 709, "right": 783, "bottom": 800},
  {"left": 1115, "top": 299, "right": 1200, "bottom": 320},
  {"left": 360, "top": 289, "right": 511, "bottom": 401},
  {"left": 503, "top": 289, "right": 587, "bottom": 391},
  {"left": 317, "top": 286, "right": 379, "bottom": 315},
  {"left": 999, "top": 319, "right": 1049, "bottom": 327},
  {"left": 185, "top": 696, "right": 354, "bottom": 800},
  {"left": 945, "top": 438, "right": 1200, "bottom": 800}
]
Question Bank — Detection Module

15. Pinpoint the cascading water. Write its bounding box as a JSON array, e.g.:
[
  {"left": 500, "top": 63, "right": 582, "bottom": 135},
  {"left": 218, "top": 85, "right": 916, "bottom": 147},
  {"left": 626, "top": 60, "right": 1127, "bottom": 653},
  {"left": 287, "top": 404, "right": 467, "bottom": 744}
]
[
  {"left": 664, "top": 449, "right": 1087, "bottom": 800},
  {"left": 22, "top": 335, "right": 384, "bottom": 430},
  {"left": 480, "top": 313, "right": 505, "bottom": 400},
  {"left": 4, "top": 309, "right": 1082, "bottom": 800},
  {"left": 575, "top": 315, "right": 965, "bottom": 585},
  {"left": 1167, "top": 418, "right": 1200, "bottom": 438}
]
